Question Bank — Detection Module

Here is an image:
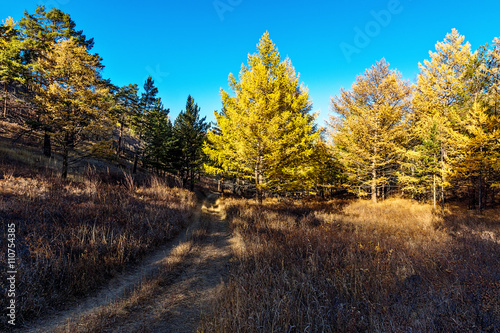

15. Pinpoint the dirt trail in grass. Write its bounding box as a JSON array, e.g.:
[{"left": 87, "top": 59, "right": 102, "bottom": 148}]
[{"left": 23, "top": 192, "right": 234, "bottom": 333}]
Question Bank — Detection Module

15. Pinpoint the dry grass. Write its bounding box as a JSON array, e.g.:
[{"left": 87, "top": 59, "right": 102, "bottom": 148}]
[
  {"left": 50, "top": 195, "right": 219, "bottom": 332},
  {"left": 53, "top": 238, "right": 196, "bottom": 333},
  {"left": 0, "top": 157, "right": 196, "bottom": 328},
  {"left": 199, "top": 198, "right": 500, "bottom": 332}
]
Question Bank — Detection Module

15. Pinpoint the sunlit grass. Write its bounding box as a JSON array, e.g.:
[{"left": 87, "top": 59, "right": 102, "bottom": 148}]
[{"left": 199, "top": 197, "right": 500, "bottom": 332}]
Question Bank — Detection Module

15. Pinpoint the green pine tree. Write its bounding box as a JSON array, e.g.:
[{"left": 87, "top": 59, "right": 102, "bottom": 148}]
[
  {"left": 113, "top": 84, "right": 139, "bottom": 157},
  {"left": 131, "top": 75, "right": 158, "bottom": 173},
  {"left": 143, "top": 98, "right": 173, "bottom": 174},
  {"left": 19, "top": 5, "right": 94, "bottom": 66},
  {"left": 173, "top": 95, "right": 209, "bottom": 190}
]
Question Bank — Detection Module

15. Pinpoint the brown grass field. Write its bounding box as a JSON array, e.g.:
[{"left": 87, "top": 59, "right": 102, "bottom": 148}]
[
  {"left": 1, "top": 139, "right": 499, "bottom": 332},
  {"left": 0, "top": 146, "right": 196, "bottom": 328},
  {"left": 199, "top": 197, "right": 500, "bottom": 332}
]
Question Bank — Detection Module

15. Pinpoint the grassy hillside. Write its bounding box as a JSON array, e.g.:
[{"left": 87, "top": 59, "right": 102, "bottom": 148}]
[{"left": 0, "top": 143, "right": 196, "bottom": 328}]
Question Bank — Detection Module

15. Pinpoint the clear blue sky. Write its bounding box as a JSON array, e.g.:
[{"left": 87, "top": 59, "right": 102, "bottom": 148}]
[{"left": 2, "top": 0, "right": 500, "bottom": 126}]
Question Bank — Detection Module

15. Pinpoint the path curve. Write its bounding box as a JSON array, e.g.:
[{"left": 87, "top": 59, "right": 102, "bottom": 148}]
[{"left": 21, "top": 192, "right": 233, "bottom": 333}]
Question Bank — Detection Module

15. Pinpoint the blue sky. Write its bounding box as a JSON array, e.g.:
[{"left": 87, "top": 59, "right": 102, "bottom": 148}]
[{"left": 2, "top": 0, "right": 500, "bottom": 126}]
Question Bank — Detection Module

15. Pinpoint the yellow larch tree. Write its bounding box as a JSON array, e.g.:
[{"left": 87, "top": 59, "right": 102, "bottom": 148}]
[
  {"left": 34, "top": 38, "right": 111, "bottom": 178},
  {"left": 330, "top": 59, "right": 412, "bottom": 203},
  {"left": 203, "top": 32, "right": 319, "bottom": 203},
  {"left": 487, "top": 38, "right": 500, "bottom": 195},
  {"left": 0, "top": 17, "right": 25, "bottom": 118},
  {"left": 453, "top": 37, "right": 500, "bottom": 209},
  {"left": 412, "top": 29, "right": 474, "bottom": 210}
]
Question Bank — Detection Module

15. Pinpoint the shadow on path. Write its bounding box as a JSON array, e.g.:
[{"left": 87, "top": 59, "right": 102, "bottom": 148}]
[{"left": 23, "top": 191, "right": 234, "bottom": 333}]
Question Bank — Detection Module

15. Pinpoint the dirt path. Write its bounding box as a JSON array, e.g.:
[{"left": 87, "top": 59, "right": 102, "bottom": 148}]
[{"left": 22, "top": 192, "right": 234, "bottom": 333}]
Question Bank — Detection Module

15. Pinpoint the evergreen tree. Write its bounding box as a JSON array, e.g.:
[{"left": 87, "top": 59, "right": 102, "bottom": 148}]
[
  {"left": 19, "top": 5, "right": 94, "bottom": 66},
  {"left": 33, "top": 38, "right": 110, "bottom": 178},
  {"left": 19, "top": 5, "right": 94, "bottom": 157},
  {"left": 412, "top": 29, "right": 474, "bottom": 210},
  {"left": 450, "top": 38, "right": 500, "bottom": 209},
  {"left": 398, "top": 122, "right": 442, "bottom": 208},
  {"left": 113, "top": 84, "right": 139, "bottom": 157},
  {"left": 143, "top": 98, "right": 173, "bottom": 174},
  {"left": 486, "top": 38, "right": 500, "bottom": 117},
  {"left": 485, "top": 38, "right": 500, "bottom": 199},
  {"left": 131, "top": 75, "right": 158, "bottom": 173},
  {"left": 487, "top": 38, "right": 500, "bottom": 199},
  {"left": 453, "top": 101, "right": 497, "bottom": 209},
  {"left": 310, "top": 135, "right": 345, "bottom": 197},
  {"left": 173, "top": 95, "right": 209, "bottom": 190},
  {"left": 204, "top": 32, "right": 319, "bottom": 203},
  {"left": 330, "top": 59, "right": 412, "bottom": 203},
  {"left": 0, "top": 17, "right": 26, "bottom": 118}
]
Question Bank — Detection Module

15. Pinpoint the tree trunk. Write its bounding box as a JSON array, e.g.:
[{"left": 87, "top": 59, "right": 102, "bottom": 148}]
[
  {"left": 133, "top": 148, "right": 140, "bottom": 174},
  {"left": 371, "top": 181, "right": 377, "bottom": 202},
  {"left": 468, "top": 184, "right": 474, "bottom": 210},
  {"left": 478, "top": 147, "right": 484, "bottom": 210},
  {"left": 3, "top": 82, "right": 7, "bottom": 118},
  {"left": 491, "top": 187, "right": 496, "bottom": 208},
  {"left": 381, "top": 181, "right": 385, "bottom": 200},
  {"left": 61, "top": 133, "right": 69, "bottom": 179},
  {"left": 432, "top": 173, "right": 437, "bottom": 210},
  {"left": 132, "top": 153, "right": 138, "bottom": 174},
  {"left": 478, "top": 174, "right": 482, "bottom": 211},
  {"left": 116, "top": 120, "right": 123, "bottom": 157},
  {"left": 43, "top": 131, "right": 52, "bottom": 158},
  {"left": 440, "top": 139, "right": 446, "bottom": 214},
  {"left": 62, "top": 150, "right": 68, "bottom": 179},
  {"left": 255, "top": 155, "right": 263, "bottom": 205},
  {"left": 190, "top": 169, "right": 194, "bottom": 191},
  {"left": 133, "top": 125, "right": 144, "bottom": 174},
  {"left": 371, "top": 156, "right": 377, "bottom": 203},
  {"left": 483, "top": 179, "right": 488, "bottom": 209}
]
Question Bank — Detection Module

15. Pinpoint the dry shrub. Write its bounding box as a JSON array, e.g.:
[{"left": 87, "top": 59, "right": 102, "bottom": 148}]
[
  {"left": 0, "top": 163, "right": 196, "bottom": 328},
  {"left": 200, "top": 198, "right": 500, "bottom": 332}
]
